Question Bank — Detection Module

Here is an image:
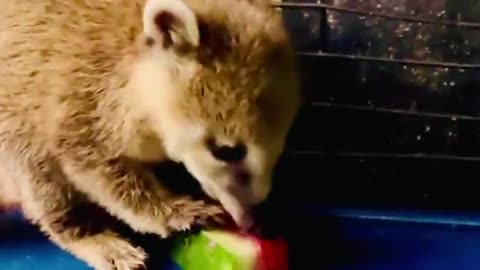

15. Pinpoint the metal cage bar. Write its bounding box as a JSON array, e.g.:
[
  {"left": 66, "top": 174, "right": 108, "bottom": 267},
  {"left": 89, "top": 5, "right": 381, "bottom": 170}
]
[
  {"left": 274, "top": 1, "right": 480, "bottom": 69},
  {"left": 273, "top": 2, "right": 480, "bottom": 29}
]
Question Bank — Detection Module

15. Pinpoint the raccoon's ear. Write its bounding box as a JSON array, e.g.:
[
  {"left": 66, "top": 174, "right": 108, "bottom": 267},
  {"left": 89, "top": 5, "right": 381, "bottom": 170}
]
[{"left": 143, "top": 0, "right": 200, "bottom": 49}]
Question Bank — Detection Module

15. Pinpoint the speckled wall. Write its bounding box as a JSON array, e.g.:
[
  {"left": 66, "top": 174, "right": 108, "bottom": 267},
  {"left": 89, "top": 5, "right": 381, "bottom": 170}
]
[{"left": 271, "top": 0, "right": 480, "bottom": 211}]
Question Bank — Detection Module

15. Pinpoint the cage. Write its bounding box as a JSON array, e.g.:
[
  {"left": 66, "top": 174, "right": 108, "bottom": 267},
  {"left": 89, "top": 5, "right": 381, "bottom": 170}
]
[{"left": 2, "top": 1, "right": 480, "bottom": 270}]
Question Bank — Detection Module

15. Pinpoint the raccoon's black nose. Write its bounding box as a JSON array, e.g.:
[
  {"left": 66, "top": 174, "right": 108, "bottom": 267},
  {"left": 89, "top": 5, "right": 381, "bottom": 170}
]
[{"left": 208, "top": 140, "right": 247, "bottom": 163}]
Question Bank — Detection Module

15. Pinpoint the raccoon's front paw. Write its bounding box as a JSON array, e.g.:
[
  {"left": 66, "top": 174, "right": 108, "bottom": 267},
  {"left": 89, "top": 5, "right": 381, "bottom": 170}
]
[
  {"left": 75, "top": 232, "right": 147, "bottom": 270},
  {"left": 102, "top": 238, "right": 146, "bottom": 270},
  {"left": 165, "top": 197, "right": 228, "bottom": 231}
]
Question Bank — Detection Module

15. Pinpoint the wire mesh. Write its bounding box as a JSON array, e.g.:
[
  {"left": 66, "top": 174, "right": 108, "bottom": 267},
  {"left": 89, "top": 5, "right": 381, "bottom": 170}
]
[
  {"left": 274, "top": 1, "right": 480, "bottom": 162},
  {"left": 274, "top": 1, "right": 480, "bottom": 69}
]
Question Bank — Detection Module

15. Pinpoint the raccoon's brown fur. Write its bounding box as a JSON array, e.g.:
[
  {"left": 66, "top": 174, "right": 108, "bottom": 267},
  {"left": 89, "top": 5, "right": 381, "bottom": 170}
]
[{"left": 0, "top": 0, "right": 300, "bottom": 269}]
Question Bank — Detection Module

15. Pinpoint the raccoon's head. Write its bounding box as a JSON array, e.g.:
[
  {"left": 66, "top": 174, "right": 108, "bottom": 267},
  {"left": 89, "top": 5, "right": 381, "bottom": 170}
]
[{"left": 130, "top": 0, "right": 301, "bottom": 229}]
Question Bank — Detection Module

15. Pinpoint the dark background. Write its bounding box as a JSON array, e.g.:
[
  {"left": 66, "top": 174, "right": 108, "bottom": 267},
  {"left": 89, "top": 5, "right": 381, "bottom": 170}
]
[{"left": 270, "top": 0, "right": 480, "bottom": 211}]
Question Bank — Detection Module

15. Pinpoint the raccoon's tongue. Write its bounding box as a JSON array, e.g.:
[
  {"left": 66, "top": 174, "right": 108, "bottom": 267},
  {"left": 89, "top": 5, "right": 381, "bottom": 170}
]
[{"left": 217, "top": 191, "right": 254, "bottom": 232}]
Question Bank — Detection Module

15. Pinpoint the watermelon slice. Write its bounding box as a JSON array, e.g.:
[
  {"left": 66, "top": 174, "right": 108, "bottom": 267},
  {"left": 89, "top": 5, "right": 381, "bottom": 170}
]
[{"left": 171, "top": 230, "right": 288, "bottom": 270}]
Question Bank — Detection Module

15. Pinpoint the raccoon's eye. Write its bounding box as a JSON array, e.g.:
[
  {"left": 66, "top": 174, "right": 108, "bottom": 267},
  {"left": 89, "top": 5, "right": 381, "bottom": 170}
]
[{"left": 206, "top": 138, "right": 247, "bottom": 163}]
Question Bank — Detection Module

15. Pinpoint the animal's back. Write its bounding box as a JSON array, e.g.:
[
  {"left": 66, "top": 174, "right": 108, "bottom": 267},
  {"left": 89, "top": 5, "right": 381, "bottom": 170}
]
[
  {"left": 0, "top": 0, "right": 147, "bottom": 206},
  {"left": 0, "top": 0, "right": 146, "bottom": 142}
]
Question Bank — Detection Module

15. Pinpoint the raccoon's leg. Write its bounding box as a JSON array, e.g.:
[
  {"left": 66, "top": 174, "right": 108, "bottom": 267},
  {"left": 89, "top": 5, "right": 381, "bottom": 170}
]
[
  {"left": 58, "top": 150, "right": 225, "bottom": 236},
  {"left": 16, "top": 155, "right": 147, "bottom": 270}
]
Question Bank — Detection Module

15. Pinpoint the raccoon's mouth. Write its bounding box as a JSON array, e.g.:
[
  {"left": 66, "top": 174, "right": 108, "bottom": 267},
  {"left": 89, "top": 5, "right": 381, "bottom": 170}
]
[
  {"left": 195, "top": 178, "right": 250, "bottom": 229},
  {"left": 216, "top": 190, "right": 255, "bottom": 231},
  {"left": 183, "top": 160, "right": 257, "bottom": 230},
  {"left": 220, "top": 178, "right": 266, "bottom": 232}
]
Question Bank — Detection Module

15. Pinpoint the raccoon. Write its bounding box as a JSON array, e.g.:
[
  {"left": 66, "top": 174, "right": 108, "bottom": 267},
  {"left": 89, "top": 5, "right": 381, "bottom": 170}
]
[{"left": 0, "top": 0, "right": 301, "bottom": 269}]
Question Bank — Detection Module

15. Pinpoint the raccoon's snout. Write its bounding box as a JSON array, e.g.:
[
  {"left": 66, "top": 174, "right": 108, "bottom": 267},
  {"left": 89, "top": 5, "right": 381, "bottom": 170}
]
[{"left": 232, "top": 167, "right": 251, "bottom": 186}]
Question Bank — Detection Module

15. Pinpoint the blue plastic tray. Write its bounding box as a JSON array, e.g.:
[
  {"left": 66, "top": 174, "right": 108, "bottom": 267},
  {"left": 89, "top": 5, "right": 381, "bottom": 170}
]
[{"left": 2, "top": 208, "right": 480, "bottom": 270}]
